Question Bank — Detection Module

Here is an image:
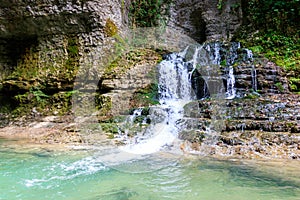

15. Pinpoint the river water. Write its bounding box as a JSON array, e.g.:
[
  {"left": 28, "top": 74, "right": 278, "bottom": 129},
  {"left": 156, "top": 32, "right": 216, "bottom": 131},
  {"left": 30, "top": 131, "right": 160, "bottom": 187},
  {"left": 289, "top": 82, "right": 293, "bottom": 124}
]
[{"left": 1, "top": 138, "right": 300, "bottom": 200}]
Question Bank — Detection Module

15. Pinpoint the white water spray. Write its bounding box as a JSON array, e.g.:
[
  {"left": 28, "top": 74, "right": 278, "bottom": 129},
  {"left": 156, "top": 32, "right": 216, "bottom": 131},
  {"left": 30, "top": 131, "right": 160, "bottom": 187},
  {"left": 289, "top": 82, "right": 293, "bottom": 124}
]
[
  {"left": 120, "top": 47, "right": 199, "bottom": 154},
  {"left": 225, "top": 66, "right": 236, "bottom": 99},
  {"left": 120, "top": 43, "right": 240, "bottom": 154}
]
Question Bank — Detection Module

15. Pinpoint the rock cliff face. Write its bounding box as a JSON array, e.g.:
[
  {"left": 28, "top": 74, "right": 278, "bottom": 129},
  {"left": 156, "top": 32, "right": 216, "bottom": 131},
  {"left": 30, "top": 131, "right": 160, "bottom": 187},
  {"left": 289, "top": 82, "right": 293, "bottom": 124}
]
[
  {"left": 0, "top": 0, "right": 135, "bottom": 117},
  {"left": 190, "top": 42, "right": 289, "bottom": 99},
  {"left": 180, "top": 94, "right": 300, "bottom": 159},
  {"left": 167, "top": 0, "right": 242, "bottom": 43},
  {"left": 0, "top": 0, "right": 125, "bottom": 80},
  {"left": 0, "top": 0, "right": 265, "bottom": 118}
]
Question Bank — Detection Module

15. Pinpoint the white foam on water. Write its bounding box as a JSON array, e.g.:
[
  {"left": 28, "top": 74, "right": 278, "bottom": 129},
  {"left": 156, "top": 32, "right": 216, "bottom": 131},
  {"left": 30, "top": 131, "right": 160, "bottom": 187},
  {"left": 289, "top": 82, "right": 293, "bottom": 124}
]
[{"left": 24, "top": 156, "right": 106, "bottom": 188}]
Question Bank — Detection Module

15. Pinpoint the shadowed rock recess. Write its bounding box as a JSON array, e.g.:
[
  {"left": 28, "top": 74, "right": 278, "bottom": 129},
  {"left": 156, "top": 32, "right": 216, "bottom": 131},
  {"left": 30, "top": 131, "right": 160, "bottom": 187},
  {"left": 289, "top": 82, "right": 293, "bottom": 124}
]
[
  {"left": 0, "top": 0, "right": 128, "bottom": 117},
  {"left": 0, "top": 0, "right": 299, "bottom": 159}
]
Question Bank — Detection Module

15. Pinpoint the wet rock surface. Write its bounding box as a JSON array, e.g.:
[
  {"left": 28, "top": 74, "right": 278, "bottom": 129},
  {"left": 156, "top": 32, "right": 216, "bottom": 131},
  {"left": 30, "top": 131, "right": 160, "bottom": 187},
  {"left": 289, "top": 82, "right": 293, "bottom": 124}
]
[
  {"left": 190, "top": 42, "right": 289, "bottom": 99},
  {"left": 180, "top": 94, "right": 300, "bottom": 159},
  {"left": 0, "top": 114, "right": 115, "bottom": 147}
]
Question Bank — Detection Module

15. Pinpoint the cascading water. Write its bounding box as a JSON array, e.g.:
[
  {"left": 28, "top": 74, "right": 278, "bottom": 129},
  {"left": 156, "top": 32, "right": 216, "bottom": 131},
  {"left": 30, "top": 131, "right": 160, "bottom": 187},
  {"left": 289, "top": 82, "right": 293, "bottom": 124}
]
[
  {"left": 225, "top": 66, "right": 236, "bottom": 99},
  {"left": 251, "top": 65, "right": 258, "bottom": 92},
  {"left": 243, "top": 48, "right": 258, "bottom": 92},
  {"left": 120, "top": 42, "right": 242, "bottom": 155},
  {"left": 120, "top": 47, "right": 199, "bottom": 154},
  {"left": 224, "top": 43, "right": 240, "bottom": 99},
  {"left": 246, "top": 49, "right": 258, "bottom": 92}
]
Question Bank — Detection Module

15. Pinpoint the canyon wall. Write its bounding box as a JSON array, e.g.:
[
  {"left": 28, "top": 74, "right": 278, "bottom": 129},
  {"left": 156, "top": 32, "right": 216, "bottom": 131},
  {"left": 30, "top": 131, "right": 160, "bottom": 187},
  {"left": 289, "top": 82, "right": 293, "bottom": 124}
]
[{"left": 0, "top": 0, "right": 291, "bottom": 118}]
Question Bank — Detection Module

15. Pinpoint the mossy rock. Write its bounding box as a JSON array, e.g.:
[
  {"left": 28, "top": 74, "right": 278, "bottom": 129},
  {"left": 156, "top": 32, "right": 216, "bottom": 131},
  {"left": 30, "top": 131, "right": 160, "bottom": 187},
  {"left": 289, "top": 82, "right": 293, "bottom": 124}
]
[
  {"left": 103, "top": 48, "right": 161, "bottom": 80},
  {"left": 104, "top": 18, "right": 118, "bottom": 37},
  {"left": 100, "top": 122, "right": 119, "bottom": 134},
  {"left": 178, "top": 130, "right": 206, "bottom": 143},
  {"left": 130, "top": 83, "right": 159, "bottom": 107}
]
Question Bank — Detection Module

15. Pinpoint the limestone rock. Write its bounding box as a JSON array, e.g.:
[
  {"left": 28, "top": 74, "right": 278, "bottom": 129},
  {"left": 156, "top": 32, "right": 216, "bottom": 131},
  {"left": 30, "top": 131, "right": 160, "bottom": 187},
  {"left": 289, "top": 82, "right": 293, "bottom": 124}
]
[{"left": 168, "top": 0, "right": 243, "bottom": 42}]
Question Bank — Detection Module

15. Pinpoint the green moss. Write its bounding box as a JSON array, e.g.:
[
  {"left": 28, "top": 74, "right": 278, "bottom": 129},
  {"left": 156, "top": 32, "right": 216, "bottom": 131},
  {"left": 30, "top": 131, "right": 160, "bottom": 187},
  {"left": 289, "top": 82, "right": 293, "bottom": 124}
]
[
  {"left": 103, "top": 48, "right": 162, "bottom": 79},
  {"left": 7, "top": 35, "right": 79, "bottom": 89},
  {"left": 48, "top": 91, "right": 76, "bottom": 115},
  {"left": 132, "top": 83, "right": 159, "bottom": 106},
  {"left": 2, "top": 34, "right": 81, "bottom": 118},
  {"left": 100, "top": 123, "right": 119, "bottom": 134},
  {"left": 275, "top": 82, "right": 284, "bottom": 92},
  {"left": 220, "top": 59, "right": 227, "bottom": 66},
  {"left": 104, "top": 18, "right": 118, "bottom": 37},
  {"left": 95, "top": 94, "right": 112, "bottom": 116},
  {"left": 9, "top": 48, "right": 39, "bottom": 80},
  {"left": 64, "top": 36, "right": 80, "bottom": 82}
]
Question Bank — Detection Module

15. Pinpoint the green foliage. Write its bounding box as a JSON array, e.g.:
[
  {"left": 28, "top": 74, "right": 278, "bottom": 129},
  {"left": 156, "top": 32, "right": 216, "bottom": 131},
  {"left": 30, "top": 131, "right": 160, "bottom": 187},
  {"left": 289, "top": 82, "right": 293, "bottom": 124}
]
[
  {"left": 11, "top": 89, "right": 78, "bottom": 117},
  {"left": 239, "top": 31, "right": 299, "bottom": 93},
  {"left": 231, "top": 3, "right": 241, "bottom": 9},
  {"left": 14, "top": 87, "right": 49, "bottom": 107},
  {"left": 275, "top": 82, "right": 284, "bottom": 92},
  {"left": 129, "top": 0, "right": 173, "bottom": 27},
  {"left": 217, "top": 0, "right": 223, "bottom": 10},
  {"left": 239, "top": 1, "right": 300, "bottom": 86},
  {"left": 133, "top": 83, "right": 160, "bottom": 106},
  {"left": 248, "top": 45, "right": 264, "bottom": 54},
  {"left": 254, "top": 31, "right": 299, "bottom": 70},
  {"left": 245, "top": 0, "right": 299, "bottom": 35},
  {"left": 220, "top": 59, "right": 227, "bottom": 66},
  {"left": 100, "top": 123, "right": 119, "bottom": 134},
  {"left": 244, "top": 91, "right": 260, "bottom": 99},
  {"left": 30, "top": 87, "right": 49, "bottom": 102},
  {"left": 289, "top": 77, "right": 300, "bottom": 92}
]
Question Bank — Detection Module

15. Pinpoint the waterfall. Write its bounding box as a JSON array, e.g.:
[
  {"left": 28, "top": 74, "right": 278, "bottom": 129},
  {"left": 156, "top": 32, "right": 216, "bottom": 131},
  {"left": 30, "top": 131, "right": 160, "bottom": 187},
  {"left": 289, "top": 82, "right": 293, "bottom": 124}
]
[
  {"left": 119, "top": 43, "right": 241, "bottom": 155},
  {"left": 158, "top": 51, "right": 193, "bottom": 101},
  {"left": 245, "top": 49, "right": 253, "bottom": 62},
  {"left": 120, "top": 47, "right": 198, "bottom": 154},
  {"left": 251, "top": 65, "right": 258, "bottom": 92},
  {"left": 225, "top": 66, "right": 236, "bottom": 99},
  {"left": 245, "top": 49, "right": 258, "bottom": 92}
]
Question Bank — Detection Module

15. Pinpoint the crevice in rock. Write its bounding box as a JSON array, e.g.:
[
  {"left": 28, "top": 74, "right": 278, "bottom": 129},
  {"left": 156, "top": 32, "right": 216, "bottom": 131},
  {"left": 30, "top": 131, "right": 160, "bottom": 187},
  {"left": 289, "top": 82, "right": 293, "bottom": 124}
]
[{"left": 5, "top": 35, "right": 39, "bottom": 71}]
